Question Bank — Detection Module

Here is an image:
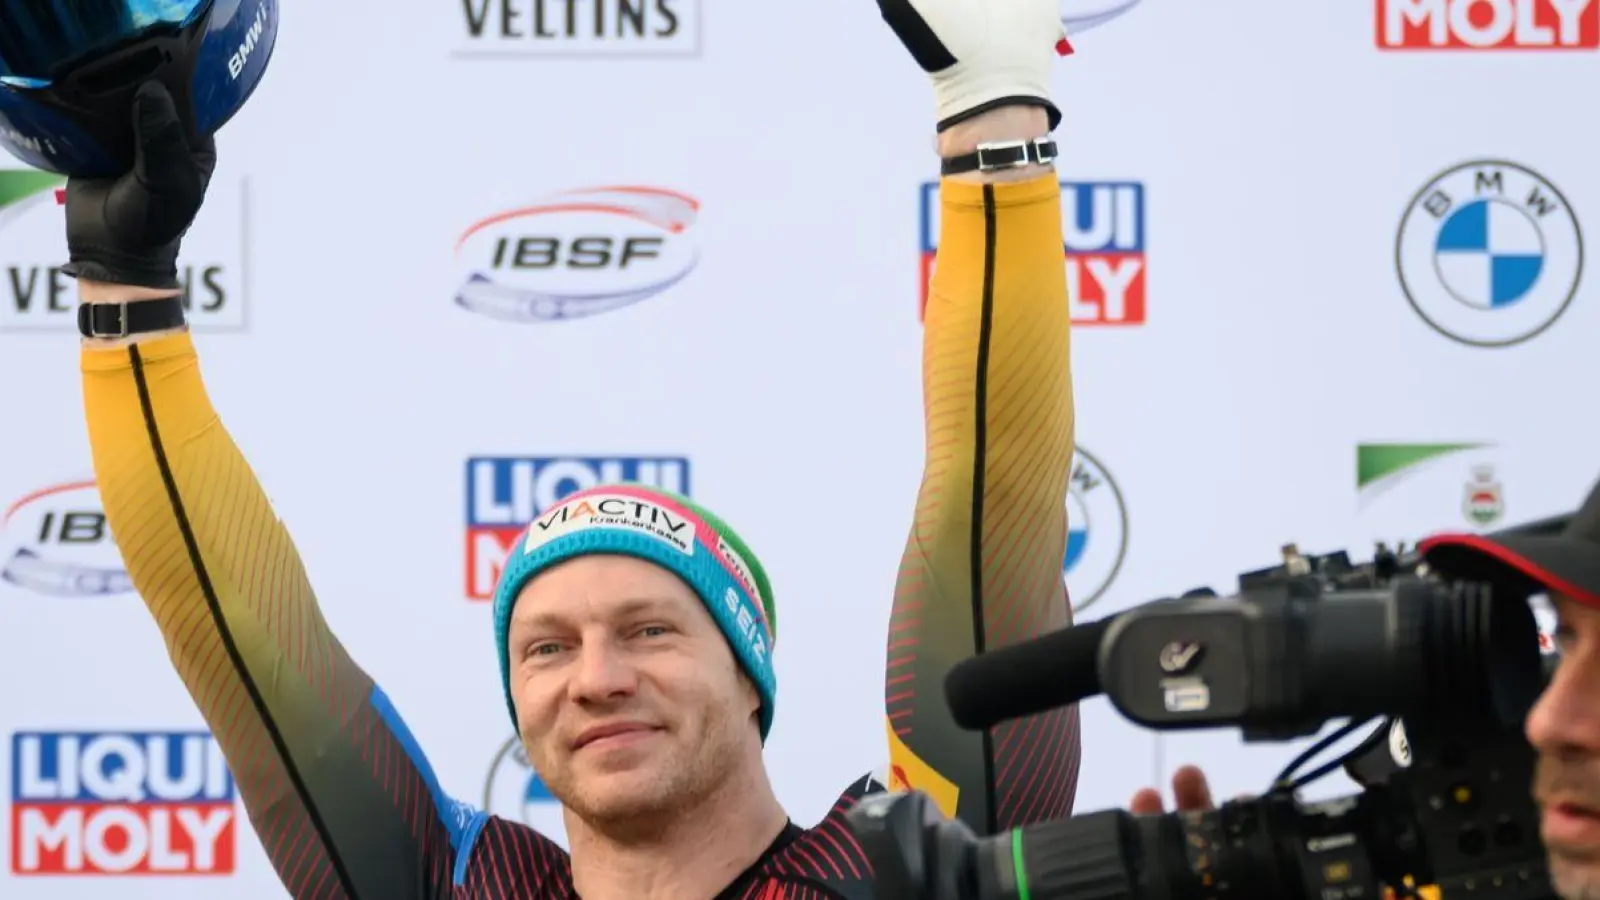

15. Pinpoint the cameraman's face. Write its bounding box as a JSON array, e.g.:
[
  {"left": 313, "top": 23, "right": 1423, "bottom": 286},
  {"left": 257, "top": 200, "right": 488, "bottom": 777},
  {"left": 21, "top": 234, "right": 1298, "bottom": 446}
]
[{"left": 1528, "top": 593, "right": 1600, "bottom": 900}]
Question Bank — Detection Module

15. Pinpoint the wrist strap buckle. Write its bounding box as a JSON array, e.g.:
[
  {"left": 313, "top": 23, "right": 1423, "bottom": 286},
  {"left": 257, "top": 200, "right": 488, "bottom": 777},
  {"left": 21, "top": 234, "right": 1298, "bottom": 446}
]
[
  {"left": 76, "top": 297, "right": 187, "bottom": 339},
  {"left": 942, "top": 137, "right": 1058, "bottom": 176},
  {"left": 79, "top": 303, "right": 130, "bottom": 339},
  {"left": 977, "top": 138, "right": 1054, "bottom": 169}
]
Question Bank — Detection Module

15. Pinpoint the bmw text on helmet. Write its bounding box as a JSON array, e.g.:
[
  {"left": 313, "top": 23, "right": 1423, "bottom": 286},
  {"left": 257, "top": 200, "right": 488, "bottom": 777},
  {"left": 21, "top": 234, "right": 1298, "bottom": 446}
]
[{"left": 0, "top": 0, "right": 278, "bottom": 177}]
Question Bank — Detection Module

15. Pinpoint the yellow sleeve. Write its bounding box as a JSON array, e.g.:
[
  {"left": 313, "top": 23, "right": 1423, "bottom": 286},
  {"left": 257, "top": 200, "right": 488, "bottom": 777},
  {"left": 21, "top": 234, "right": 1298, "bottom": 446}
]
[
  {"left": 80, "top": 334, "right": 529, "bottom": 898},
  {"left": 885, "top": 174, "right": 1080, "bottom": 834}
]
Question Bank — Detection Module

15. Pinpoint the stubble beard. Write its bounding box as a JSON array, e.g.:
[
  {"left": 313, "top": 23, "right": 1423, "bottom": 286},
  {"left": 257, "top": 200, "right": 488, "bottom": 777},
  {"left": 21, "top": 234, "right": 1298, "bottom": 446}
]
[
  {"left": 1550, "top": 854, "right": 1600, "bottom": 900},
  {"left": 548, "top": 718, "right": 742, "bottom": 844},
  {"left": 1539, "top": 757, "right": 1600, "bottom": 900}
]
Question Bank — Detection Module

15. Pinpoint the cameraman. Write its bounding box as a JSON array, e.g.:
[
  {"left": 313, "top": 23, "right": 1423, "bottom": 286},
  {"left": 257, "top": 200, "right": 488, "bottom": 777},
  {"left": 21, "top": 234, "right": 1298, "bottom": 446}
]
[{"left": 1131, "top": 479, "right": 1600, "bottom": 900}]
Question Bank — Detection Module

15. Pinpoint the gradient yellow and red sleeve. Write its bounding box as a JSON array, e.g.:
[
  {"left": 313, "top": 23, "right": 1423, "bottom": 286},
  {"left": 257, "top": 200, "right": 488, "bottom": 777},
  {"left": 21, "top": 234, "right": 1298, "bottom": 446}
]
[
  {"left": 80, "top": 336, "right": 572, "bottom": 898},
  {"left": 886, "top": 174, "right": 1081, "bottom": 835}
]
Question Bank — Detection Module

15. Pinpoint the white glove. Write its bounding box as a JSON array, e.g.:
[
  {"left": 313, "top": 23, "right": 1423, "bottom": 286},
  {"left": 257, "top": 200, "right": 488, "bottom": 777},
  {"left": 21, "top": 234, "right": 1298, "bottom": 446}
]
[{"left": 877, "top": 0, "right": 1069, "bottom": 132}]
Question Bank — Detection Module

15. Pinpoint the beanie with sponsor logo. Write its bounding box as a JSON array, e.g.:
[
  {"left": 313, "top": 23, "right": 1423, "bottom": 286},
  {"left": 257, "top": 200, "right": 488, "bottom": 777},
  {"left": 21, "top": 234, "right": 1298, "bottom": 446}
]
[{"left": 492, "top": 484, "right": 779, "bottom": 740}]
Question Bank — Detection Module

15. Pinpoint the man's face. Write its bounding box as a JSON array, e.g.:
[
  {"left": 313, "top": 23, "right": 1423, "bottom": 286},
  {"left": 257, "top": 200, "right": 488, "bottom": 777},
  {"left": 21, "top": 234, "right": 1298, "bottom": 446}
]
[
  {"left": 505, "top": 554, "right": 762, "bottom": 832},
  {"left": 1528, "top": 593, "right": 1600, "bottom": 899}
]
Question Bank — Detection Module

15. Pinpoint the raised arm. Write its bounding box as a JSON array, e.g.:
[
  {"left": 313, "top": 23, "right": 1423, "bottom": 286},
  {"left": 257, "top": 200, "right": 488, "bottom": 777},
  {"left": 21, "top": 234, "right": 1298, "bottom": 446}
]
[
  {"left": 877, "top": 0, "right": 1080, "bottom": 836},
  {"left": 66, "top": 83, "right": 567, "bottom": 898}
]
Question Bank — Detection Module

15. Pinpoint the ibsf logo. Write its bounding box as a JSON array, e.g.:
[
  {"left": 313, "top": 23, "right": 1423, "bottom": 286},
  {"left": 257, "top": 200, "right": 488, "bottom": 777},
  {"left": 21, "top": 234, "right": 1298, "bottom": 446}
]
[
  {"left": 1396, "top": 161, "right": 1582, "bottom": 348},
  {"left": 1377, "top": 0, "right": 1598, "bottom": 49},
  {"left": 482, "top": 737, "right": 566, "bottom": 848},
  {"left": 1064, "top": 446, "right": 1129, "bottom": 613},
  {"left": 1061, "top": 0, "right": 1145, "bottom": 34},
  {"left": 455, "top": 0, "right": 701, "bottom": 57},
  {"left": 0, "top": 171, "right": 251, "bottom": 332},
  {"left": 465, "top": 456, "right": 691, "bottom": 599},
  {"left": 1, "top": 481, "right": 131, "bottom": 598},
  {"left": 454, "top": 186, "right": 701, "bottom": 323},
  {"left": 919, "top": 181, "right": 1147, "bottom": 325},
  {"left": 10, "top": 731, "right": 236, "bottom": 876}
]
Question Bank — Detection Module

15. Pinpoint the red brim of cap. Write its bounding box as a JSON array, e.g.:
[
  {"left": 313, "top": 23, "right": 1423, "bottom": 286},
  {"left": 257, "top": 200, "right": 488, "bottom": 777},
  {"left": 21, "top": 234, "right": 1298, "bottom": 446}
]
[{"left": 1419, "top": 532, "right": 1600, "bottom": 608}]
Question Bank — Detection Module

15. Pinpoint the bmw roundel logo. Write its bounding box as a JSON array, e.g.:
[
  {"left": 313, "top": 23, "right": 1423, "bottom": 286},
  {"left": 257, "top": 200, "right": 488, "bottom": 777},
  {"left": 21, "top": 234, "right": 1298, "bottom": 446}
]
[
  {"left": 1064, "top": 446, "right": 1129, "bottom": 614},
  {"left": 483, "top": 736, "right": 560, "bottom": 833},
  {"left": 1396, "top": 160, "right": 1583, "bottom": 348}
]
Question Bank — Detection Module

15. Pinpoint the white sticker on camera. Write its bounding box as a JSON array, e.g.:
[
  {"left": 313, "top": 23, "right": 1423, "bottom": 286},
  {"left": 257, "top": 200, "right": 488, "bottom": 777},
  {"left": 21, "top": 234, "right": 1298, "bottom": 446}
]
[
  {"left": 1162, "top": 679, "right": 1210, "bottom": 713},
  {"left": 1389, "top": 719, "right": 1412, "bottom": 768}
]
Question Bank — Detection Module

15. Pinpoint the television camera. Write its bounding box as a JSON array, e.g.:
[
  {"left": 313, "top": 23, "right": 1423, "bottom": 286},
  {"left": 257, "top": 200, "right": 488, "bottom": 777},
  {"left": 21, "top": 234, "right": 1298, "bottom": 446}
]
[{"left": 848, "top": 521, "right": 1569, "bottom": 900}]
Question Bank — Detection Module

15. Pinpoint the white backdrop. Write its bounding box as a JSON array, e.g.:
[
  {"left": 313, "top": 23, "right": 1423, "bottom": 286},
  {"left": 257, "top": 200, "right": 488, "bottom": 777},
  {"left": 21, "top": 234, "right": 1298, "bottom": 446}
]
[{"left": 3, "top": 0, "right": 1599, "bottom": 895}]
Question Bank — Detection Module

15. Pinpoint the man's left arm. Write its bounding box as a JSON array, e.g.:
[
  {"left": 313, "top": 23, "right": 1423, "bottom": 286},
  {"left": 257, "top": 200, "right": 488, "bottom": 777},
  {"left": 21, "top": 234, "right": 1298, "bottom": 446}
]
[
  {"left": 883, "top": 111, "right": 1079, "bottom": 837},
  {"left": 790, "top": 134, "right": 1074, "bottom": 881},
  {"left": 875, "top": 0, "right": 1079, "bottom": 837}
]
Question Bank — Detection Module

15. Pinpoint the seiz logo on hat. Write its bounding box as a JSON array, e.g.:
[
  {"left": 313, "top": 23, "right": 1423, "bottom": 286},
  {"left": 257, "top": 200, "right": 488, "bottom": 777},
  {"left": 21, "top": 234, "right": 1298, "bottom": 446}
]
[{"left": 725, "top": 587, "right": 768, "bottom": 664}]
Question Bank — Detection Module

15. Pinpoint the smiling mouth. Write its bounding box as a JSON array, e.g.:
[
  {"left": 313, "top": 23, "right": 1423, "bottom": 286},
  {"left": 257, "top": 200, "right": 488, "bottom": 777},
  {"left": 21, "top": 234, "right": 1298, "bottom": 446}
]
[{"left": 575, "top": 726, "right": 661, "bottom": 751}]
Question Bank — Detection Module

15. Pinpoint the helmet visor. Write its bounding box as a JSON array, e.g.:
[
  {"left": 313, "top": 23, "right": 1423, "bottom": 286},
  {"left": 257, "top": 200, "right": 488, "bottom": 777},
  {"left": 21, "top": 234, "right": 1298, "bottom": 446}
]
[{"left": 0, "top": 0, "right": 208, "bottom": 83}]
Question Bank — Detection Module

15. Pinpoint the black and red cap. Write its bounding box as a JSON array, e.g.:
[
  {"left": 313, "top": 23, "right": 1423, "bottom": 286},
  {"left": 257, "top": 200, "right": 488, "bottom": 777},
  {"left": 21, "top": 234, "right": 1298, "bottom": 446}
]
[{"left": 1420, "top": 475, "right": 1600, "bottom": 608}]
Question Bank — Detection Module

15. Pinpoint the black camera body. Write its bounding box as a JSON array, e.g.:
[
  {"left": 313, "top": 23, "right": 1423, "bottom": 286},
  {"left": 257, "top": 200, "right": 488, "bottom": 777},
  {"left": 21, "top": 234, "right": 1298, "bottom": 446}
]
[{"left": 848, "top": 542, "right": 1557, "bottom": 900}]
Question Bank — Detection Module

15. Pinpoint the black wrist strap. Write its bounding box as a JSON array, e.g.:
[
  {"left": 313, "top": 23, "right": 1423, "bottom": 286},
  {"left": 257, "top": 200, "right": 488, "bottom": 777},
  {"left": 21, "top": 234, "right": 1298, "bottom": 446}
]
[
  {"left": 940, "top": 137, "right": 1058, "bottom": 176},
  {"left": 77, "top": 296, "right": 187, "bottom": 339}
]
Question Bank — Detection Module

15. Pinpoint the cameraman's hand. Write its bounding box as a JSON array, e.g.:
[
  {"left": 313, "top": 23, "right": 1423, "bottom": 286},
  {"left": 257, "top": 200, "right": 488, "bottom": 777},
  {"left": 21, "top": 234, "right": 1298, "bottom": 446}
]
[
  {"left": 62, "top": 80, "right": 216, "bottom": 291},
  {"left": 1130, "top": 765, "right": 1216, "bottom": 815}
]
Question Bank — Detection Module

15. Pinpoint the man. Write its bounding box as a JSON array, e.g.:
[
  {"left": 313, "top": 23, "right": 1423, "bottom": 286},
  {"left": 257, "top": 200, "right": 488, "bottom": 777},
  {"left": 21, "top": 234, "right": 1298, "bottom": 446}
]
[
  {"left": 1131, "top": 477, "right": 1600, "bottom": 900},
  {"left": 62, "top": 0, "right": 1081, "bottom": 897}
]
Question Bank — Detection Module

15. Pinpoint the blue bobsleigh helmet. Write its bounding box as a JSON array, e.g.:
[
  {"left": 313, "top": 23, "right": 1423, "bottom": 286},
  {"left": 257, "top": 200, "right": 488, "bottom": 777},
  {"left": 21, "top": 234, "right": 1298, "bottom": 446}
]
[{"left": 0, "top": 0, "right": 277, "bottom": 177}]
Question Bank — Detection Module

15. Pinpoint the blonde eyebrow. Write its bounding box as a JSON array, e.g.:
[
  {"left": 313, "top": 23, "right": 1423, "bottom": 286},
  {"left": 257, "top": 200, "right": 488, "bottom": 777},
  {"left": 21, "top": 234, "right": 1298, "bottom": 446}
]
[{"left": 512, "top": 596, "right": 682, "bottom": 632}]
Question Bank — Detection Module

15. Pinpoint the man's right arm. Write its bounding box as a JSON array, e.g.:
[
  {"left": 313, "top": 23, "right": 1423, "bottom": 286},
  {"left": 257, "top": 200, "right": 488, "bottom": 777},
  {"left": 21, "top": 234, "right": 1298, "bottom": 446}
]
[
  {"left": 78, "top": 282, "right": 580, "bottom": 897},
  {"left": 63, "top": 81, "right": 576, "bottom": 899}
]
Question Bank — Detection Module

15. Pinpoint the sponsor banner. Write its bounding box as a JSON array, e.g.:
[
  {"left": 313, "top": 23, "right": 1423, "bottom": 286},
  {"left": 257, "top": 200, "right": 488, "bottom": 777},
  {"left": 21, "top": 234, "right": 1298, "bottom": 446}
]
[
  {"left": 10, "top": 731, "right": 236, "bottom": 876},
  {"left": 920, "top": 181, "right": 1147, "bottom": 325},
  {"left": 1066, "top": 447, "right": 1131, "bottom": 614},
  {"left": 1376, "top": 0, "right": 1599, "bottom": 50},
  {"left": 454, "top": 0, "right": 703, "bottom": 57},
  {"left": 1354, "top": 442, "right": 1594, "bottom": 545},
  {"left": 1396, "top": 160, "right": 1582, "bottom": 348},
  {"left": 453, "top": 187, "right": 701, "bottom": 323},
  {"left": 1, "top": 481, "right": 130, "bottom": 599}
]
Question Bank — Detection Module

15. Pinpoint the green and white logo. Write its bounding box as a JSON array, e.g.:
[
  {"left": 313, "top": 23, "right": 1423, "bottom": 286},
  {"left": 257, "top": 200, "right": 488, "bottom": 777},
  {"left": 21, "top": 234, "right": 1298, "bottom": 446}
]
[
  {"left": 1357, "top": 443, "right": 1505, "bottom": 535},
  {"left": 0, "top": 172, "right": 65, "bottom": 224}
]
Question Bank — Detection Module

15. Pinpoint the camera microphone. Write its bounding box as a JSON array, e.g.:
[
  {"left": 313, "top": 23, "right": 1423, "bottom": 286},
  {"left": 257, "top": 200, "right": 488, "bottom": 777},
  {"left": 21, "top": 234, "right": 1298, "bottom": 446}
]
[{"left": 943, "top": 617, "right": 1114, "bottom": 731}]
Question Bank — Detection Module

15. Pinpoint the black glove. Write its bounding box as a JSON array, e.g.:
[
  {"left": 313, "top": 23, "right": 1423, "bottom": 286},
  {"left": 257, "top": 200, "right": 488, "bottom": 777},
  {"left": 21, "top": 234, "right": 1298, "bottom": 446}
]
[{"left": 61, "top": 80, "right": 217, "bottom": 290}]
